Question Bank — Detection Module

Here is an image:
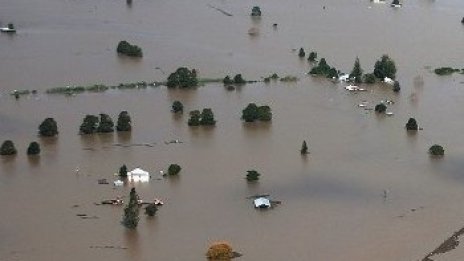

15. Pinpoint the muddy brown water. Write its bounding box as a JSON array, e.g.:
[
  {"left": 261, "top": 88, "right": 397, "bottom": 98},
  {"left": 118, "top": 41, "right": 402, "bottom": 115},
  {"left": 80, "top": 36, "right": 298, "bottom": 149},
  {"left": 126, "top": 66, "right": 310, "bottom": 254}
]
[{"left": 1, "top": 0, "right": 464, "bottom": 260}]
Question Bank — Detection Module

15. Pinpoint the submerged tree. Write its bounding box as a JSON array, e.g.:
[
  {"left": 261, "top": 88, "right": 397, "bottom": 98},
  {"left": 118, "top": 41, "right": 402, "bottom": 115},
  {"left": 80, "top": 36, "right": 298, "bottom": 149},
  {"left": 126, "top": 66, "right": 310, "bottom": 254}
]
[
  {"left": 206, "top": 242, "right": 235, "bottom": 260},
  {"left": 168, "top": 164, "right": 182, "bottom": 176},
  {"left": 145, "top": 203, "right": 158, "bottom": 217},
  {"left": 188, "top": 110, "right": 201, "bottom": 126},
  {"left": 27, "top": 141, "right": 40, "bottom": 155},
  {"left": 200, "top": 108, "right": 216, "bottom": 126},
  {"left": 79, "top": 115, "right": 99, "bottom": 134},
  {"left": 122, "top": 188, "right": 140, "bottom": 229},
  {"left": 116, "top": 111, "right": 131, "bottom": 131},
  {"left": 97, "top": 113, "right": 114, "bottom": 133},
  {"left": 171, "top": 101, "right": 184, "bottom": 113},
  {"left": 300, "top": 140, "right": 308, "bottom": 155},
  {"left": 349, "top": 57, "right": 363, "bottom": 84},
  {"left": 242, "top": 103, "right": 272, "bottom": 122},
  {"left": 405, "top": 118, "right": 418, "bottom": 131},
  {"left": 223, "top": 76, "right": 233, "bottom": 85},
  {"left": 39, "top": 118, "right": 58, "bottom": 137},
  {"left": 429, "top": 145, "right": 444, "bottom": 156},
  {"left": 233, "top": 74, "right": 246, "bottom": 84},
  {"left": 246, "top": 170, "right": 260, "bottom": 181},
  {"left": 373, "top": 55, "right": 397, "bottom": 79},
  {"left": 251, "top": 6, "right": 262, "bottom": 16},
  {"left": 308, "top": 51, "right": 317, "bottom": 62},
  {"left": 0, "top": 140, "right": 17, "bottom": 155},
  {"left": 119, "top": 164, "right": 128, "bottom": 178},
  {"left": 363, "top": 73, "right": 376, "bottom": 84},
  {"left": 116, "top": 40, "right": 143, "bottom": 57},
  {"left": 374, "top": 103, "right": 387, "bottom": 113},
  {"left": 393, "top": 81, "right": 401, "bottom": 92},
  {"left": 298, "top": 48, "right": 306, "bottom": 58}
]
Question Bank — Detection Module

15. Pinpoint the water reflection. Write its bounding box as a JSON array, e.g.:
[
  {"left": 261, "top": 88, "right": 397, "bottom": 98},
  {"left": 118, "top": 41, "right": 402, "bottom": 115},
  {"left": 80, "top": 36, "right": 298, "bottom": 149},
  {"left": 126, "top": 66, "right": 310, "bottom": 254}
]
[{"left": 123, "top": 229, "right": 141, "bottom": 261}]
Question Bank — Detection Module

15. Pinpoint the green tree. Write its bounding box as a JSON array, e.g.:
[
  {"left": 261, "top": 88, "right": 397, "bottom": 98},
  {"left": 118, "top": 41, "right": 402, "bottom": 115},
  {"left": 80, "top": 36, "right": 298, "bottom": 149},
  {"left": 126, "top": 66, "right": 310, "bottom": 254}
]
[
  {"left": 373, "top": 55, "right": 397, "bottom": 79},
  {"left": 405, "top": 118, "right": 418, "bottom": 131},
  {"left": 79, "top": 115, "right": 99, "bottom": 134},
  {"left": 393, "top": 81, "right": 401, "bottom": 92},
  {"left": 251, "top": 6, "right": 261, "bottom": 16},
  {"left": 188, "top": 110, "right": 201, "bottom": 126},
  {"left": 200, "top": 108, "right": 216, "bottom": 126},
  {"left": 116, "top": 111, "right": 131, "bottom": 131},
  {"left": 172, "top": 101, "right": 184, "bottom": 113},
  {"left": 429, "top": 145, "right": 444, "bottom": 156},
  {"left": 298, "top": 48, "right": 305, "bottom": 58},
  {"left": 97, "top": 114, "right": 114, "bottom": 133},
  {"left": 349, "top": 57, "right": 363, "bottom": 83},
  {"left": 246, "top": 170, "right": 260, "bottom": 181},
  {"left": 391, "top": 0, "right": 400, "bottom": 5},
  {"left": 27, "top": 141, "right": 40, "bottom": 155},
  {"left": 0, "top": 140, "right": 17, "bottom": 155},
  {"left": 116, "top": 41, "right": 143, "bottom": 57},
  {"left": 242, "top": 103, "right": 259, "bottom": 122},
  {"left": 301, "top": 140, "right": 308, "bottom": 155},
  {"left": 309, "top": 58, "right": 335, "bottom": 78},
  {"left": 168, "top": 164, "right": 182, "bottom": 175},
  {"left": 39, "top": 118, "right": 58, "bottom": 137},
  {"left": 223, "top": 76, "right": 233, "bottom": 85},
  {"left": 122, "top": 188, "right": 140, "bottom": 229},
  {"left": 375, "top": 103, "right": 387, "bottom": 113},
  {"left": 119, "top": 164, "right": 128, "bottom": 178},
  {"left": 363, "top": 73, "right": 376, "bottom": 84},
  {"left": 308, "top": 51, "right": 317, "bottom": 62},
  {"left": 145, "top": 204, "right": 158, "bottom": 216},
  {"left": 257, "top": 105, "right": 272, "bottom": 121},
  {"left": 233, "top": 74, "right": 246, "bottom": 84},
  {"left": 166, "top": 67, "right": 198, "bottom": 88}
]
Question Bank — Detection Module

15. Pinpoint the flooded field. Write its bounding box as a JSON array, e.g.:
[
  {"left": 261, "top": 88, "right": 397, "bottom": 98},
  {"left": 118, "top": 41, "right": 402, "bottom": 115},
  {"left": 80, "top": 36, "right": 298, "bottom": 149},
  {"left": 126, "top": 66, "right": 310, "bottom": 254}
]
[{"left": 1, "top": 0, "right": 464, "bottom": 260}]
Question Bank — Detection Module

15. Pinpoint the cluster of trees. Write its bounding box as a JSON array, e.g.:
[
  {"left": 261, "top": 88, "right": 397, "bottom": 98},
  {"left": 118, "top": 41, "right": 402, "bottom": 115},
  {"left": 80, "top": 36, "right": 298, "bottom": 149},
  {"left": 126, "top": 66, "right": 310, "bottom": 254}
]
[
  {"left": 309, "top": 58, "right": 339, "bottom": 78},
  {"left": 434, "top": 67, "right": 462, "bottom": 75},
  {"left": 242, "top": 103, "right": 272, "bottom": 122},
  {"left": 251, "top": 6, "right": 261, "bottom": 16},
  {"left": 297, "top": 48, "right": 317, "bottom": 62},
  {"left": 117, "top": 41, "right": 143, "bottom": 57},
  {"left": 188, "top": 108, "right": 216, "bottom": 126},
  {"left": 167, "top": 67, "right": 198, "bottom": 88},
  {"left": 223, "top": 74, "right": 246, "bottom": 85},
  {"left": 79, "top": 111, "right": 131, "bottom": 134}
]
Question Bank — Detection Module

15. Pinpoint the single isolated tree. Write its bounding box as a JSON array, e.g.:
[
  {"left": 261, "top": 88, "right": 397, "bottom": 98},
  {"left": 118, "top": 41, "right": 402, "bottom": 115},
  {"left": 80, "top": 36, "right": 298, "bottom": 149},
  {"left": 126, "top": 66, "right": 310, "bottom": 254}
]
[
  {"left": 188, "top": 110, "right": 201, "bottom": 126},
  {"left": 301, "top": 140, "right": 308, "bottom": 155},
  {"left": 242, "top": 103, "right": 259, "bottom": 122},
  {"left": 405, "top": 118, "right": 418, "bottom": 131},
  {"left": 233, "top": 74, "right": 246, "bottom": 84},
  {"left": 349, "top": 57, "right": 363, "bottom": 83},
  {"left": 0, "top": 140, "right": 17, "bottom": 155},
  {"left": 145, "top": 204, "right": 158, "bottom": 217},
  {"left": 393, "top": 81, "right": 401, "bottom": 92},
  {"left": 122, "top": 188, "right": 140, "bottom": 229},
  {"left": 119, "top": 164, "right": 128, "bottom": 178},
  {"left": 172, "top": 101, "right": 184, "bottom": 113},
  {"left": 39, "top": 118, "right": 58, "bottom": 137},
  {"left": 298, "top": 48, "right": 306, "bottom": 58},
  {"left": 27, "top": 141, "right": 41, "bottom": 155},
  {"left": 116, "top": 111, "right": 132, "bottom": 131},
  {"left": 429, "top": 145, "right": 444, "bottom": 156},
  {"left": 168, "top": 164, "right": 182, "bottom": 176},
  {"left": 223, "top": 76, "right": 233, "bottom": 85},
  {"left": 374, "top": 55, "right": 397, "bottom": 79},
  {"left": 308, "top": 51, "right": 317, "bottom": 62},
  {"left": 200, "top": 108, "right": 216, "bottom": 126},
  {"left": 246, "top": 170, "right": 260, "bottom": 181},
  {"left": 251, "top": 6, "right": 262, "bottom": 16},
  {"left": 375, "top": 103, "right": 387, "bottom": 113}
]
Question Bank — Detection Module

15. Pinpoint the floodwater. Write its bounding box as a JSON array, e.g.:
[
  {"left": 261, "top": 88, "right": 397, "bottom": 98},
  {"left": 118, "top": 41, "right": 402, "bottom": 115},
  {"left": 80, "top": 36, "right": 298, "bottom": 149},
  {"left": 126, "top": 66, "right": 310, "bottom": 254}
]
[{"left": 1, "top": 0, "right": 464, "bottom": 260}]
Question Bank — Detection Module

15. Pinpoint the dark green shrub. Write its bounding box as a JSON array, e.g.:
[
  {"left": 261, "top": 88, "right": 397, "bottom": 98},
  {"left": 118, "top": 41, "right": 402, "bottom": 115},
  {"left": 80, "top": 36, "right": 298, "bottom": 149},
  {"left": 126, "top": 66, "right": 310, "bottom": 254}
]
[
  {"left": 308, "top": 52, "right": 317, "bottom": 62},
  {"left": 116, "top": 41, "right": 143, "bottom": 57},
  {"left": 145, "top": 204, "right": 158, "bottom": 216},
  {"left": 172, "top": 101, "right": 184, "bottom": 113},
  {"left": 246, "top": 170, "right": 260, "bottom": 181},
  {"left": 116, "top": 111, "right": 131, "bottom": 131},
  {"left": 301, "top": 140, "right": 308, "bottom": 154},
  {"left": 298, "top": 48, "right": 305, "bottom": 58},
  {"left": 429, "top": 145, "right": 444, "bottom": 156},
  {"left": 119, "top": 164, "right": 128, "bottom": 178},
  {"left": 393, "top": 81, "right": 401, "bottom": 92},
  {"left": 167, "top": 67, "right": 198, "bottom": 88},
  {"left": 363, "top": 73, "right": 376, "bottom": 84},
  {"left": 251, "top": 6, "right": 261, "bottom": 16},
  {"left": 405, "top": 118, "right": 418, "bottom": 131},
  {"left": 27, "top": 142, "right": 40, "bottom": 155},
  {"left": 168, "top": 164, "right": 182, "bottom": 175},
  {"left": 375, "top": 103, "right": 387, "bottom": 113},
  {"left": 188, "top": 110, "right": 201, "bottom": 126},
  {"left": 39, "top": 118, "right": 58, "bottom": 137},
  {"left": 200, "top": 108, "right": 216, "bottom": 126},
  {"left": 97, "top": 114, "right": 114, "bottom": 133},
  {"left": 0, "top": 140, "right": 17, "bottom": 155},
  {"left": 223, "top": 76, "right": 233, "bottom": 85},
  {"left": 233, "top": 74, "right": 246, "bottom": 84},
  {"left": 79, "top": 115, "right": 99, "bottom": 134}
]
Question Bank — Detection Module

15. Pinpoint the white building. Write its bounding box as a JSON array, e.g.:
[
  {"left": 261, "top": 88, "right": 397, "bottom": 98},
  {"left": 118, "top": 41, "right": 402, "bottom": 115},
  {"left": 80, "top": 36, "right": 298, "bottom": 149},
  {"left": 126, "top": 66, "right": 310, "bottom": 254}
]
[
  {"left": 254, "top": 197, "right": 271, "bottom": 208},
  {"left": 127, "top": 168, "right": 150, "bottom": 182}
]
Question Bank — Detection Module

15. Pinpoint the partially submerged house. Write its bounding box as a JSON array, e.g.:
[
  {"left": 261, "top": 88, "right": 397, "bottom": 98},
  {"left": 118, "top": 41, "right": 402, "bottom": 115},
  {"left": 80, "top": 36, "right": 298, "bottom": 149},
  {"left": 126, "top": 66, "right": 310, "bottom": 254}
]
[
  {"left": 127, "top": 168, "right": 150, "bottom": 182},
  {"left": 254, "top": 197, "right": 271, "bottom": 208}
]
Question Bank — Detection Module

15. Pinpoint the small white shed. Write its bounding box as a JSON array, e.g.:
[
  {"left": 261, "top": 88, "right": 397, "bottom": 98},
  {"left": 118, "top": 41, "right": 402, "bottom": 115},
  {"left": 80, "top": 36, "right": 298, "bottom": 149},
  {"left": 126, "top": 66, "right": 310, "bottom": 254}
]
[{"left": 127, "top": 168, "right": 150, "bottom": 182}]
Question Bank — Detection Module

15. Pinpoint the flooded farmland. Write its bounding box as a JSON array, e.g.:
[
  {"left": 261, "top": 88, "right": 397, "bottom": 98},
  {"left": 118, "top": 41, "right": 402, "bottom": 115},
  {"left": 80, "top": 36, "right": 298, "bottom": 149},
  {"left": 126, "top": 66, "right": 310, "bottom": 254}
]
[{"left": 1, "top": 0, "right": 464, "bottom": 260}]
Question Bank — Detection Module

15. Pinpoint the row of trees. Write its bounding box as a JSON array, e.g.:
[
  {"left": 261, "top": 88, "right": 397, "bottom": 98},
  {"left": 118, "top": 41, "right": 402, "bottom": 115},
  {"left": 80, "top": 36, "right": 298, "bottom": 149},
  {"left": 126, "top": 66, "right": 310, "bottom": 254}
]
[
  {"left": 223, "top": 74, "right": 246, "bottom": 85},
  {"left": 80, "top": 111, "right": 131, "bottom": 134},
  {"left": 298, "top": 48, "right": 317, "bottom": 62}
]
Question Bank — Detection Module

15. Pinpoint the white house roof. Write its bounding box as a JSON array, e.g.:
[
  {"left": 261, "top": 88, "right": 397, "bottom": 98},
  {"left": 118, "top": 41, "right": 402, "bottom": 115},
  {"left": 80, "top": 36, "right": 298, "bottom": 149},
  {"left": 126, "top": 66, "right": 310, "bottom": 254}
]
[
  {"left": 254, "top": 197, "right": 271, "bottom": 208},
  {"left": 128, "top": 168, "right": 150, "bottom": 176}
]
